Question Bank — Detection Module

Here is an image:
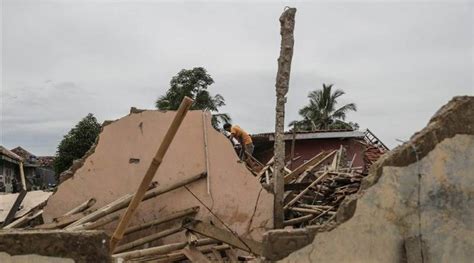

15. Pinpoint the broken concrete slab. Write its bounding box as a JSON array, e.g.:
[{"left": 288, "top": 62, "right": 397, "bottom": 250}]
[
  {"left": 279, "top": 96, "right": 474, "bottom": 263},
  {"left": 0, "top": 230, "right": 110, "bottom": 262},
  {"left": 43, "top": 110, "right": 273, "bottom": 244},
  {"left": 0, "top": 191, "right": 52, "bottom": 223}
]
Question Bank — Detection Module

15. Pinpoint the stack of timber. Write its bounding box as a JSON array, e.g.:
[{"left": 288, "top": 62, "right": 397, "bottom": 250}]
[{"left": 259, "top": 146, "right": 367, "bottom": 228}]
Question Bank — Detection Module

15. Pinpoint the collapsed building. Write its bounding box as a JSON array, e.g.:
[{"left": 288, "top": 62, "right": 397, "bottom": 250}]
[{"left": 1, "top": 96, "right": 472, "bottom": 262}]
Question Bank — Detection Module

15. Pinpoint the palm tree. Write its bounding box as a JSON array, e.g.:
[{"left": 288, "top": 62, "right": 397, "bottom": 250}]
[{"left": 290, "top": 84, "right": 357, "bottom": 131}]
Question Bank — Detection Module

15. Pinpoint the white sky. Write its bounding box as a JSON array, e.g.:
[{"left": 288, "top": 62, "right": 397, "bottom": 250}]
[{"left": 1, "top": 0, "right": 473, "bottom": 155}]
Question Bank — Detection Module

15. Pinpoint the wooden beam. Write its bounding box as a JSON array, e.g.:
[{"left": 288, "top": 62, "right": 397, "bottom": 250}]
[
  {"left": 114, "top": 225, "right": 183, "bottom": 253},
  {"left": 110, "top": 96, "right": 194, "bottom": 251},
  {"left": 184, "top": 219, "right": 263, "bottom": 255},
  {"left": 273, "top": 7, "right": 297, "bottom": 229},
  {"left": 112, "top": 238, "right": 218, "bottom": 261},
  {"left": 125, "top": 206, "right": 199, "bottom": 235},
  {"left": 63, "top": 198, "right": 96, "bottom": 216}
]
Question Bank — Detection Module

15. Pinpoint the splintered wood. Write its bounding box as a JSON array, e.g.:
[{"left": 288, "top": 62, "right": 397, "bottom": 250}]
[{"left": 259, "top": 146, "right": 365, "bottom": 228}]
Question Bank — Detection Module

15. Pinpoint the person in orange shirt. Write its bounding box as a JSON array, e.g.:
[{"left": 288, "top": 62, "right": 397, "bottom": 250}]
[{"left": 223, "top": 123, "right": 254, "bottom": 157}]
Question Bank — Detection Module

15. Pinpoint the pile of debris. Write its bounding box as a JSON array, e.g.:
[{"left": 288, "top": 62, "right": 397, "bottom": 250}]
[
  {"left": 0, "top": 190, "right": 52, "bottom": 229},
  {"left": 0, "top": 182, "right": 258, "bottom": 262},
  {"left": 258, "top": 145, "right": 380, "bottom": 229}
]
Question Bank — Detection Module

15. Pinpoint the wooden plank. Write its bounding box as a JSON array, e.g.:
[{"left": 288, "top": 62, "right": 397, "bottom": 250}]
[
  {"left": 1, "top": 189, "right": 27, "bottom": 227},
  {"left": 184, "top": 219, "right": 262, "bottom": 255},
  {"left": 182, "top": 245, "right": 211, "bottom": 263},
  {"left": 114, "top": 225, "right": 183, "bottom": 253}
]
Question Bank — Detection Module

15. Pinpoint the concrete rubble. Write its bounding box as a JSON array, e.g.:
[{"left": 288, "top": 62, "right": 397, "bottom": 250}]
[
  {"left": 277, "top": 96, "right": 474, "bottom": 262},
  {"left": 0, "top": 96, "right": 472, "bottom": 263}
]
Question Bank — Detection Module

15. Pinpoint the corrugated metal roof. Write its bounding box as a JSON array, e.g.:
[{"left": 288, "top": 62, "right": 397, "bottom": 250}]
[{"left": 252, "top": 130, "right": 365, "bottom": 141}]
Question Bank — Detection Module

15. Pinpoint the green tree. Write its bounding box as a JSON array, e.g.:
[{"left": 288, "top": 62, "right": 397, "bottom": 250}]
[
  {"left": 156, "top": 67, "right": 231, "bottom": 128},
  {"left": 53, "top": 113, "right": 101, "bottom": 180},
  {"left": 290, "top": 84, "right": 358, "bottom": 131}
]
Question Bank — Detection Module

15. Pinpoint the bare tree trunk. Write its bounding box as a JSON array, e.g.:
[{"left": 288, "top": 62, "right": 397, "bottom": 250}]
[{"left": 273, "top": 7, "right": 296, "bottom": 229}]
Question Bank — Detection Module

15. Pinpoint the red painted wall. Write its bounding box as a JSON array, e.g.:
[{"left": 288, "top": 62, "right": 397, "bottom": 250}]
[{"left": 254, "top": 138, "right": 366, "bottom": 170}]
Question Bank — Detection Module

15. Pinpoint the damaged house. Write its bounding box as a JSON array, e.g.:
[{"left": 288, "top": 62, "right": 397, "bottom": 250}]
[
  {"left": 10, "top": 147, "right": 56, "bottom": 190},
  {"left": 0, "top": 146, "right": 23, "bottom": 193},
  {"left": 252, "top": 129, "right": 388, "bottom": 173}
]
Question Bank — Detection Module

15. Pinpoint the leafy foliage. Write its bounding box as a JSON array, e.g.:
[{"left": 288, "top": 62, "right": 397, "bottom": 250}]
[
  {"left": 53, "top": 113, "right": 101, "bottom": 180},
  {"left": 290, "top": 84, "right": 358, "bottom": 131},
  {"left": 156, "top": 67, "right": 231, "bottom": 129}
]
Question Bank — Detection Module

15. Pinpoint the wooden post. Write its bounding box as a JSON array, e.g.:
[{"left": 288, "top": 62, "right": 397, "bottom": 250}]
[
  {"left": 273, "top": 7, "right": 296, "bottom": 229},
  {"left": 110, "top": 96, "right": 194, "bottom": 251},
  {"left": 19, "top": 162, "right": 27, "bottom": 190}
]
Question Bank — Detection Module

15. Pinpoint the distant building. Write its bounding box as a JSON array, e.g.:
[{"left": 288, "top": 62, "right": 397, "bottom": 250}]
[
  {"left": 10, "top": 147, "right": 56, "bottom": 190},
  {"left": 251, "top": 129, "right": 388, "bottom": 174},
  {"left": 0, "top": 146, "right": 23, "bottom": 193}
]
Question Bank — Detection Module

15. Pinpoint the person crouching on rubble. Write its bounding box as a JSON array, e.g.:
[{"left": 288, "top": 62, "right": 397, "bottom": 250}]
[{"left": 223, "top": 123, "right": 254, "bottom": 159}]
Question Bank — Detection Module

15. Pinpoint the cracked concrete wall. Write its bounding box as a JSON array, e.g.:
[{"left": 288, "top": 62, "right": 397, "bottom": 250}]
[
  {"left": 43, "top": 110, "right": 273, "bottom": 243},
  {"left": 0, "top": 230, "right": 110, "bottom": 262},
  {"left": 280, "top": 96, "right": 474, "bottom": 263}
]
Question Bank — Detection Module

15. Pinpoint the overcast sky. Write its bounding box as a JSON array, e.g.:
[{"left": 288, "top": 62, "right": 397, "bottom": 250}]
[{"left": 1, "top": 0, "right": 473, "bottom": 155}]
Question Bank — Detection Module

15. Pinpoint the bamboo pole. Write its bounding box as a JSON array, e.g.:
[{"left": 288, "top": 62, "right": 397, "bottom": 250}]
[
  {"left": 273, "top": 7, "right": 297, "bottom": 229},
  {"left": 112, "top": 238, "right": 218, "bottom": 261},
  {"left": 3, "top": 209, "right": 43, "bottom": 229},
  {"left": 110, "top": 96, "right": 194, "bottom": 251},
  {"left": 63, "top": 198, "right": 96, "bottom": 216},
  {"left": 114, "top": 225, "right": 183, "bottom": 253},
  {"left": 67, "top": 172, "right": 204, "bottom": 230},
  {"left": 125, "top": 206, "right": 199, "bottom": 235},
  {"left": 283, "top": 214, "right": 314, "bottom": 226},
  {"left": 78, "top": 214, "right": 120, "bottom": 230},
  {"left": 284, "top": 171, "right": 329, "bottom": 209}
]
